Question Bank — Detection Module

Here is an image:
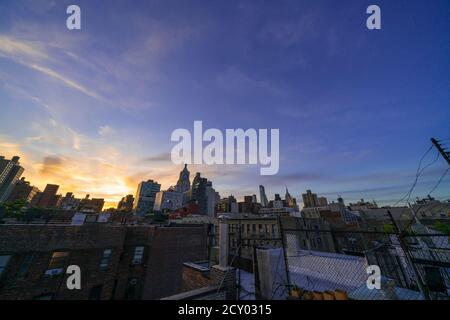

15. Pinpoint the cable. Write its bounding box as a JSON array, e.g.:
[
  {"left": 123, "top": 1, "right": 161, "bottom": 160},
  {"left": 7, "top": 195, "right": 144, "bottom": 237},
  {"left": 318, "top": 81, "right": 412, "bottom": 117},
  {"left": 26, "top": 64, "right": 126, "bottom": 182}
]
[
  {"left": 402, "top": 167, "right": 450, "bottom": 233},
  {"left": 427, "top": 168, "right": 449, "bottom": 197},
  {"left": 392, "top": 146, "right": 436, "bottom": 207}
]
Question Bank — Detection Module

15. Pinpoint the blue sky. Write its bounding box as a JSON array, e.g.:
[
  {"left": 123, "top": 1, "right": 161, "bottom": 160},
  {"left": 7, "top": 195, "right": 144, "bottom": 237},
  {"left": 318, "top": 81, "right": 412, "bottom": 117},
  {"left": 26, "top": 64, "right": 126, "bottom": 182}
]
[{"left": 0, "top": 0, "right": 449, "bottom": 206}]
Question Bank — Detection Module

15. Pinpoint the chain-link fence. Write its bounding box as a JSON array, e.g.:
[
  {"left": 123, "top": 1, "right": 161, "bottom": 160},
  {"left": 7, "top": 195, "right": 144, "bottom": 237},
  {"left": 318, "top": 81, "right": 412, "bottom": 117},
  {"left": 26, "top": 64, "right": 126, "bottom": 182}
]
[
  {"left": 223, "top": 217, "right": 449, "bottom": 300},
  {"left": 280, "top": 221, "right": 450, "bottom": 300}
]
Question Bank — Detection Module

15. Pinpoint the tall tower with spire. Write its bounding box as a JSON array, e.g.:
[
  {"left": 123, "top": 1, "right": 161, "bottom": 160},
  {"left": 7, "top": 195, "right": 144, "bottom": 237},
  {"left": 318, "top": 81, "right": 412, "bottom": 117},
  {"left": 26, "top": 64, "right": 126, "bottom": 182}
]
[
  {"left": 285, "top": 186, "right": 297, "bottom": 208},
  {"left": 175, "top": 164, "right": 191, "bottom": 193}
]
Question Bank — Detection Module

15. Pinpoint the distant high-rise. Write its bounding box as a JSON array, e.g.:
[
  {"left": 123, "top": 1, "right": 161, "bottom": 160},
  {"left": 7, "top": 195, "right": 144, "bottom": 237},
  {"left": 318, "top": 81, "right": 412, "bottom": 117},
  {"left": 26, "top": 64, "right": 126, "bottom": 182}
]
[
  {"left": 217, "top": 195, "right": 238, "bottom": 214},
  {"left": 7, "top": 177, "right": 39, "bottom": 202},
  {"left": 31, "top": 184, "right": 60, "bottom": 208},
  {"left": 0, "top": 156, "right": 25, "bottom": 202},
  {"left": 153, "top": 190, "right": 183, "bottom": 212},
  {"left": 190, "top": 172, "right": 218, "bottom": 216},
  {"left": 133, "top": 180, "right": 161, "bottom": 215},
  {"left": 117, "top": 194, "right": 134, "bottom": 211},
  {"left": 78, "top": 194, "right": 105, "bottom": 213},
  {"left": 317, "top": 196, "right": 328, "bottom": 207},
  {"left": 259, "top": 185, "right": 269, "bottom": 207},
  {"left": 206, "top": 181, "right": 220, "bottom": 217},
  {"left": 244, "top": 195, "right": 253, "bottom": 203},
  {"left": 190, "top": 173, "right": 208, "bottom": 215},
  {"left": 302, "top": 189, "right": 319, "bottom": 208},
  {"left": 59, "top": 192, "right": 81, "bottom": 210},
  {"left": 175, "top": 164, "right": 191, "bottom": 193},
  {"left": 239, "top": 194, "right": 261, "bottom": 213},
  {"left": 285, "top": 187, "right": 297, "bottom": 208}
]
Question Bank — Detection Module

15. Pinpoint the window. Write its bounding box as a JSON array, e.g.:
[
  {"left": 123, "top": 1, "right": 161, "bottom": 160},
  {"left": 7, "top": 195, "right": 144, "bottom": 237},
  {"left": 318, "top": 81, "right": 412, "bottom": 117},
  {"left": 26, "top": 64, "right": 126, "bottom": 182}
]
[
  {"left": 99, "top": 249, "right": 112, "bottom": 270},
  {"left": 132, "top": 246, "right": 144, "bottom": 265},
  {"left": 252, "top": 224, "right": 256, "bottom": 233},
  {"left": 111, "top": 280, "right": 118, "bottom": 300},
  {"left": 45, "top": 251, "right": 68, "bottom": 276},
  {"left": 125, "top": 278, "right": 140, "bottom": 300},
  {"left": 0, "top": 254, "right": 12, "bottom": 276},
  {"left": 17, "top": 253, "right": 34, "bottom": 278}
]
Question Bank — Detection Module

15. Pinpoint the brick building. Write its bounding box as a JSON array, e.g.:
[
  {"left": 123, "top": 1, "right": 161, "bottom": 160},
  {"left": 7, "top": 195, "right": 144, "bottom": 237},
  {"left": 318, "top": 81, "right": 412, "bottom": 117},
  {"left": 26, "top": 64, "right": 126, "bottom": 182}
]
[{"left": 0, "top": 222, "right": 209, "bottom": 300}]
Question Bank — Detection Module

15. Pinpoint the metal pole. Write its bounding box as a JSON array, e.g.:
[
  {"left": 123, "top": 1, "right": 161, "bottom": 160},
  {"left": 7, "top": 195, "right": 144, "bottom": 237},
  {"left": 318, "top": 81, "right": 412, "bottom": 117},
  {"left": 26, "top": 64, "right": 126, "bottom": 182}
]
[
  {"left": 278, "top": 216, "right": 291, "bottom": 292},
  {"left": 431, "top": 138, "right": 450, "bottom": 166},
  {"left": 237, "top": 222, "right": 241, "bottom": 300}
]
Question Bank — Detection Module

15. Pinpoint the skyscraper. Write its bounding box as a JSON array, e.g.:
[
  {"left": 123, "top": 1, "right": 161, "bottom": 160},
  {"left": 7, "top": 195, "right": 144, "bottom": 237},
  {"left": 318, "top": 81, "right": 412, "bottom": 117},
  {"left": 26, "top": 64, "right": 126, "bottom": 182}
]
[
  {"left": 133, "top": 180, "right": 161, "bottom": 215},
  {"left": 302, "top": 189, "right": 319, "bottom": 208},
  {"left": 153, "top": 190, "right": 183, "bottom": 212},
  {"left": 31, "top": 184, "right": 60, "bottom": 208},
  {"left": 7, "top": 177, "right": 39, "bottom": 202},
  {"left": 189, "top": 172, "right": 218, "bottom": 216},
  {"left": 259, "top": 185, "right": 269, "bottom": 207},
  {"left": 175, "top": 164, "right": 190, "bottom": 193},
  {"left": 117, "top": 194, "right": 135, "bottom": 211},
  {"left": 190, "top": 173, "right": 208, "bottom": 215},
  {"left": 0, "top": 156, "right": 24, "bottom": 202},
  {"left": 285, "top": 187, "right": 298, "bottom": 209}
]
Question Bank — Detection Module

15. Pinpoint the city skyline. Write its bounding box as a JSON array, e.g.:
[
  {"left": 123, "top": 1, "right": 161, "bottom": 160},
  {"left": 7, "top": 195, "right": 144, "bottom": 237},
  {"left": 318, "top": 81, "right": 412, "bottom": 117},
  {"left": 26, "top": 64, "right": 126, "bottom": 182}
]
[{"left": 1, "top": 0, "right": 449, "bottom": 207}]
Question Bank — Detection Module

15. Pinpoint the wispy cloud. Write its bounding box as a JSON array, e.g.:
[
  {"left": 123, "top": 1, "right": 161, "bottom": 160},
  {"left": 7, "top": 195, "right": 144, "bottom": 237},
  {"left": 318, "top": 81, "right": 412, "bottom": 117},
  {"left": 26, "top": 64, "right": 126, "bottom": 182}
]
[{"left": 0, "top": 35, "right": 107, "bottom": 102}]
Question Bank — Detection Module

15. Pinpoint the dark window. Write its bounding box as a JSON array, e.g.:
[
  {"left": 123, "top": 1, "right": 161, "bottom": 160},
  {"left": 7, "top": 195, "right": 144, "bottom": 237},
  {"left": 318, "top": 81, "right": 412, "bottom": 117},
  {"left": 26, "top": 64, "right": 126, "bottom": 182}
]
[
  {"left": 0, "top": 254, "right": 12, "bottom": 276},
  {"left": 125, "top": 278, "right": 139, "bottom": 300},
  {"left": 99, "top": 249, "right": 112, "bottom": 270},
  {"left": 17, "top": 253, "right": 34, "bottom": 278},
  {"left": 110, "top": 280, "right": 118, "bottom": 300},
  {"left": 89, "top": 285, "right": 103, "bottom": 300}
]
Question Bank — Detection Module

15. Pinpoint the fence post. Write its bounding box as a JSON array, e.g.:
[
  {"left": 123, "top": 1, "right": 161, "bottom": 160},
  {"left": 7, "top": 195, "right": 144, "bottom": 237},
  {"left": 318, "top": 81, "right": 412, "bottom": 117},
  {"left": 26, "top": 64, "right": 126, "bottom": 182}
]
[
  {"left": 278, "top": 216, "right": 291, "bottom": 293},
  {"left": 387, "top": 210, "right": 431, "bottom": 300}
]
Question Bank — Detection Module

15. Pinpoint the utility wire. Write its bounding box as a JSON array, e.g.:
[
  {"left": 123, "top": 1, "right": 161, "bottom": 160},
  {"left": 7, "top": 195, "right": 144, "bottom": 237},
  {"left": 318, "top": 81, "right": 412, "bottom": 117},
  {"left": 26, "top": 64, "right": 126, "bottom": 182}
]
[
  {"left": 403, "top": 167, "right": 450, "bottom": 233},
  {"left": 428, "top": 168, "right": 449, "bottom": 196},
  {"left": 392, "top": 146, "right": 436, "bottom": 207}
]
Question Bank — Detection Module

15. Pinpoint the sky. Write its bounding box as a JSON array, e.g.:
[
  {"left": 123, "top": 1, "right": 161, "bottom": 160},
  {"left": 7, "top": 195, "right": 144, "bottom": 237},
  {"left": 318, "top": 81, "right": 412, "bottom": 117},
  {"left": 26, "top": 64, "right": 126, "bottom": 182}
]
[{"left": 0, "top": 0, "right": 449, "bottom": 208}]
